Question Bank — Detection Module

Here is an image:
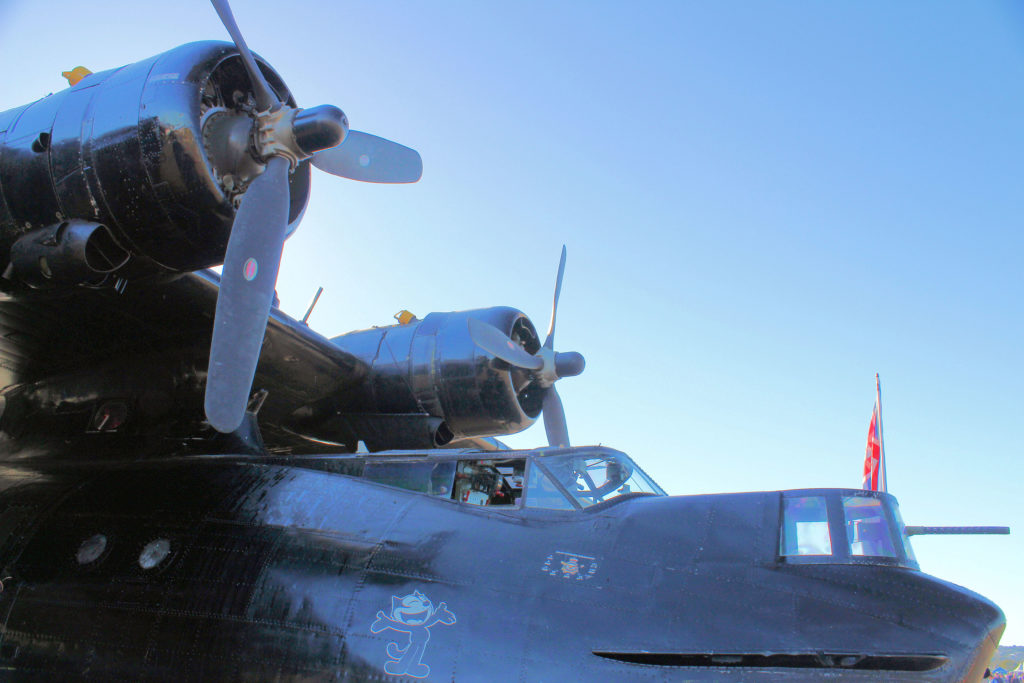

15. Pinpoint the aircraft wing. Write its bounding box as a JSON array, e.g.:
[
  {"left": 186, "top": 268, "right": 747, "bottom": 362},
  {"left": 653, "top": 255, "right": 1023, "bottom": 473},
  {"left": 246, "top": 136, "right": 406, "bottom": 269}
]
[{"left": 0, "top": 271, "right": 367, "bottom": 455}]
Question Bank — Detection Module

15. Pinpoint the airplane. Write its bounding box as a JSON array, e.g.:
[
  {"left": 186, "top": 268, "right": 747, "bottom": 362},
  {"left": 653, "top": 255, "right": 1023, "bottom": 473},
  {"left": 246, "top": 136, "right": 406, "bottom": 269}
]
[{"left": 0, "top": 1, "right": 1006, "bottom": 680}]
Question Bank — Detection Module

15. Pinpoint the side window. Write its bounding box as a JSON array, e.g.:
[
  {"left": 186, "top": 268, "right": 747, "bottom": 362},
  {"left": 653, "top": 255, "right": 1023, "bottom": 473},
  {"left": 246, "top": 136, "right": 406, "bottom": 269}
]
[
  {"left": 842, "top": 496, "right": 897, "bottom": 558},
  {"left": 523, "top": 462, "right": 576, "bottom": 511},
  {"left": 889, "top": 500, "right": 918, "bottom": 565},
  {"left": 362, "top": 461, "right": 456, "bottom": 497},
  {"left": 452, "top": 459, "right": 525, "bottom": 506},
  {"left": 780, "top": 496, "right": 832, "bottom": 556}
]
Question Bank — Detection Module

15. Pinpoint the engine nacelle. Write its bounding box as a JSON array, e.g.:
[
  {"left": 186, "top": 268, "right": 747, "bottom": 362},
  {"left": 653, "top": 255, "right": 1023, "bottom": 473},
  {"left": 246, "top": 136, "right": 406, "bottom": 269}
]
[
  {"left": 0, "top": 41, "right": 310, "bottom": 280},
  {"left": 320, "top": 307, "right": 544, "bottom": 449}
]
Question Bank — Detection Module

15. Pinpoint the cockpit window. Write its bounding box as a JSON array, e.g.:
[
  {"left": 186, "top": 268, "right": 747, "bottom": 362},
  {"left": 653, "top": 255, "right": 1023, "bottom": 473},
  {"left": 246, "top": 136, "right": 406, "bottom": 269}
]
[
  {"left": 780, "top": 496, "right": 832, "bottom": 556},
  {"left": 363, "top": 458, "right": 526, "bottom": 506},
  {"left": 356, "top": 448, "right": 663, "bottom": 512},
  {"left": 890, "top": 500, "right": 917, "bottom": 564},
  {"left": 452, "top": 459, "right": 524, "bottom": 506},
  {"left": 362, "top": 461, "right": 457, "bottom": 498},
  {"left": 523, "top": 463, "right": 578, "bottom": 510},
  {"left": 779, "top": 490, "right": 919, "bottom": 569},
  {"left": 842, "top": 496, "right": 897, "bottom": 558},
  {"left": 528, "top": 452, "right": 663, "bottom": 509}
]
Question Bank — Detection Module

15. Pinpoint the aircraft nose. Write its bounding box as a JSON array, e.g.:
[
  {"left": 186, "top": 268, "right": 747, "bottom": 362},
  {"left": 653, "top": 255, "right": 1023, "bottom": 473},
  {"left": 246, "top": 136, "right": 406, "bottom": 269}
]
[
  {"left": 900, "top": 574, "right": 1005, "bottom": 680},
  {"left": 956, "top": 594, "right": 1005, "bottom": 682}
]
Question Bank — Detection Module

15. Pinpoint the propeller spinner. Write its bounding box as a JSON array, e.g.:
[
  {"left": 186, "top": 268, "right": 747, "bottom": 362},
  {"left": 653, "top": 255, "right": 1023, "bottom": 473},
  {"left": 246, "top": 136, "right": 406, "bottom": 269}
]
[
  {"left": 468, "top": 246, "right": 585, "bottom": 447},
  {"left": 203, "top": 0, "right": 422, "bottom": 433}
]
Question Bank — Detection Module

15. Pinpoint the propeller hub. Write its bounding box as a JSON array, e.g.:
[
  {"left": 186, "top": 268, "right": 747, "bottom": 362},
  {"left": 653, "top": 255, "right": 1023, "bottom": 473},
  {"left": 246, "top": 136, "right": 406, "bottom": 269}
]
[
  {"left": 534, "top": 348, "right": 586, "bottom": 387},
  {"left": 252, "top": 104, "right": 351, "bottom": 169},
  {"left": 554, "top": 351, "right": 585, "bottom": 378},
  {"left": 293, "top": 105, "right": 349, "bottom": 156},
  {"left": 536, "top": 346, "right": 558, "bottom": 387},
  {"left": 201, "top": 107, "right": 265, "bottom": 194},
  {"left": 255, "top": 105, "right": 302, "bottom": 167}
]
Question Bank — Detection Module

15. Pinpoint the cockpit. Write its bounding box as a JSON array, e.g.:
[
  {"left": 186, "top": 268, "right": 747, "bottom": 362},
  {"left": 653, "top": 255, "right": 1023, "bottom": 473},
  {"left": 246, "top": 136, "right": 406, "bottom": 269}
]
[{"left": 351, "top": 446, "right": 666, "bottom": 511}]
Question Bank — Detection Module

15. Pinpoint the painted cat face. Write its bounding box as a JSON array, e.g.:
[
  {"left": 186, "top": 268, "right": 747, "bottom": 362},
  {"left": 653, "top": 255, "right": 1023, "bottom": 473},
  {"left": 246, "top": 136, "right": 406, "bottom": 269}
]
[{"left": 392, "top": 591, "right": 433, "bottom": 625}]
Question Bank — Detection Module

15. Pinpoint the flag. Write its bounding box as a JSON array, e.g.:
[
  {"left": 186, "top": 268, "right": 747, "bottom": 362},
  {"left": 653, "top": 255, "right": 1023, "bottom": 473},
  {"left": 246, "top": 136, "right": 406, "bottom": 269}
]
[
  {"left": 862, "top": 374, "right": 886, "bottom": 491},
  {"left": 863, "top": 404, "right": 882, "bottom": 490}
]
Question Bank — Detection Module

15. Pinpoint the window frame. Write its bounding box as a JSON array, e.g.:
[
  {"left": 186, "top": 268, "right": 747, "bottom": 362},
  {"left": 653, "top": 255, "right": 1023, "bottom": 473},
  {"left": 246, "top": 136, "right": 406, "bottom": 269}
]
[{"left": 778, "top": 489, "right": 918, "bottom": 569}]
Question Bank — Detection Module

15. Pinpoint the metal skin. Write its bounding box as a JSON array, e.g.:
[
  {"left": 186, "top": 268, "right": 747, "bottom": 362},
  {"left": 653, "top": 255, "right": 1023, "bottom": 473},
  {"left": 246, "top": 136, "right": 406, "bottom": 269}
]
[
  {"left": 0, "top": 448, "right": 1005, "bottom": 681},
  {"left": 0, "top": 34, "right": 1006, "bottom": 683},
  {"left": 0, "top": 41, "right": 311, "bottom": 276},
  {"left": 324, "top": 307, "right": 544, "bottom": 447},
  {"left": 0, "top": 271, "right": 543, "bottom": 459},
  {"left": 8, "top": 219, "right": 129, "bottom": 289}
]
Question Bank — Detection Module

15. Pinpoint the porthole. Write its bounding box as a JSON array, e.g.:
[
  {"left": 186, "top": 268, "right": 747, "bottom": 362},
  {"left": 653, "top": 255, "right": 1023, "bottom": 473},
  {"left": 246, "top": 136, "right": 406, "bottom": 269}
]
[
  {"left": 76, "top": 534, "right": 108, "bottom": 565},
  {"left": 138, "top": 538, "right": 171, "bottom": 570}
]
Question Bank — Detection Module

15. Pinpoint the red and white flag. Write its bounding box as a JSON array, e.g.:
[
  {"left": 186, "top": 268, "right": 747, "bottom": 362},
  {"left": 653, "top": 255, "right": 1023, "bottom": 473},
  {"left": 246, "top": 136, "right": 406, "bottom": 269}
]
[{"left": 862, "top": 374, "right": 886, "bottom": 491}]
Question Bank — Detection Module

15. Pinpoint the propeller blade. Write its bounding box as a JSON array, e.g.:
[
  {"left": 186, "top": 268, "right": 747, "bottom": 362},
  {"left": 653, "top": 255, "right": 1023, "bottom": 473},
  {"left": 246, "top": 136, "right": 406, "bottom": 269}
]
[
  {"left": 468, "top": 318, "right": 543, "bottom": 371},
  {"left": 542, "top": 386, "right": 570, "bottom": 448},
  {"left": 543, "top": 245, "right": 567, "bottom": 349},
  {"left": 209, "top": 0, "right": 277, "bottom": 111},
  {"left": 312, "top": 130, "right": 423, "bottom": 183},
  {"left": 205, "top": 156, "right": 291, "bottom": 433}
]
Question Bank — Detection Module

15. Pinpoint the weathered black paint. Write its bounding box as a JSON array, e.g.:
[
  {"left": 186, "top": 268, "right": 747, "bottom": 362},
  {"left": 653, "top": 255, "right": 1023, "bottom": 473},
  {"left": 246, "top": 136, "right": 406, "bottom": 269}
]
[
  {"left": 0, "top": 450, "right": 1004, "bottom": 681},
  {"left": 0, "top": 42, "right": 309, "bottom": 274}
]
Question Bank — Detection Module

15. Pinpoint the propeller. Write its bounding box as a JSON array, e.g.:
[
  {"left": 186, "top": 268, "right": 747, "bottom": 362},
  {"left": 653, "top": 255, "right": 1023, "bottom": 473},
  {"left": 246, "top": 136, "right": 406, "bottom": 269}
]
[
  {"left": 467, "top": 246, "right": 585, "bottom": 448},
  {"left": 204, "top": 0, "right": 422, "bottom": 433},
  {"left": 467, "top": 317, "right": 542, "bottom": 371},
  {"left": 312, "top": 131, "right": 422, "bottom": 183}
]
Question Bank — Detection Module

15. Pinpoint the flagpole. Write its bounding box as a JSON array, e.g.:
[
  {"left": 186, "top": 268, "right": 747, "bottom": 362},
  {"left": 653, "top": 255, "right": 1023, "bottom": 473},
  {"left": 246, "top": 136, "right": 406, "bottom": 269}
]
[{"left": 875, "top": 373, "right": 887, "bottom": 493}]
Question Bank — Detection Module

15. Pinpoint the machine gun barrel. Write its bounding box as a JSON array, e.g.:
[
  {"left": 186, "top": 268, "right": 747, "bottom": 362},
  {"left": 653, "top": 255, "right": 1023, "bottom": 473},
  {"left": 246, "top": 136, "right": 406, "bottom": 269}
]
[{"left": 904, "top": 526, "right": 1010, "bottom": 536}]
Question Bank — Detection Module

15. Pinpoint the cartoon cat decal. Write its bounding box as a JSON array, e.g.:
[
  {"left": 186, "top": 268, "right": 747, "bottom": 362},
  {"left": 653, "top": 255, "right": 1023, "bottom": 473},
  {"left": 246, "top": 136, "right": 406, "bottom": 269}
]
[{"left": 370, "top": 590, "right": 457, "bottom": 678}]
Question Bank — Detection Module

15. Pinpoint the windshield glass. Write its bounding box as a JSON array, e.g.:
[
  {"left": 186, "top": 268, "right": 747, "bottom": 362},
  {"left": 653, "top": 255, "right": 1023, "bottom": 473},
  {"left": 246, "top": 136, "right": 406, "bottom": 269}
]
[
  {"left": 526, "top": 452, "right": 664, "bottom": 509},
  {"left": 363, "top": 460, "right": 456, "bottom": 497},
  {"left": 778, "top": 489, "right": 919, "bottom": 569},
  {"left": 780, "top": 496, "right": 832, "bottom": 556},
  {"left": 842, "top": 495, "right": 897, "bottom": 558},
  {"left": 889, "top": 498, "right": 918, "bottom": 565}
]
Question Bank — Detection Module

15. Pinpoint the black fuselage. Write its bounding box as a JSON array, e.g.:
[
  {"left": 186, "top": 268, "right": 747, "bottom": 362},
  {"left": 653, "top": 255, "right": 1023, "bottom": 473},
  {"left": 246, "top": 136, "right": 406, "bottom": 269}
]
[{"left": 0, "top": 451, "right": 1003, "bottom": 681}]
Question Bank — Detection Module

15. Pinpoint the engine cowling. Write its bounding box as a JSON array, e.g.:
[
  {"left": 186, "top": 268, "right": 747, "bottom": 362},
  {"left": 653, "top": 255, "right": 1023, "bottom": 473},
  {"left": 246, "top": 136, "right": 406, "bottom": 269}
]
[
  {"left": 305, "top": 307, "right": 544, "bottom": 450},
  {"left": 0, "top": 41, "right": 310, "bottom": 281}
]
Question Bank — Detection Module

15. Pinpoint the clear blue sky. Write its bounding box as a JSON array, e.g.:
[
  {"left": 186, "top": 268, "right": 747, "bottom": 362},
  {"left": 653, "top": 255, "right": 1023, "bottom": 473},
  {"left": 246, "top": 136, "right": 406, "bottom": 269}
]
[{"left": 2, "top": 0, "right": 1021, "bottom": 643}]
